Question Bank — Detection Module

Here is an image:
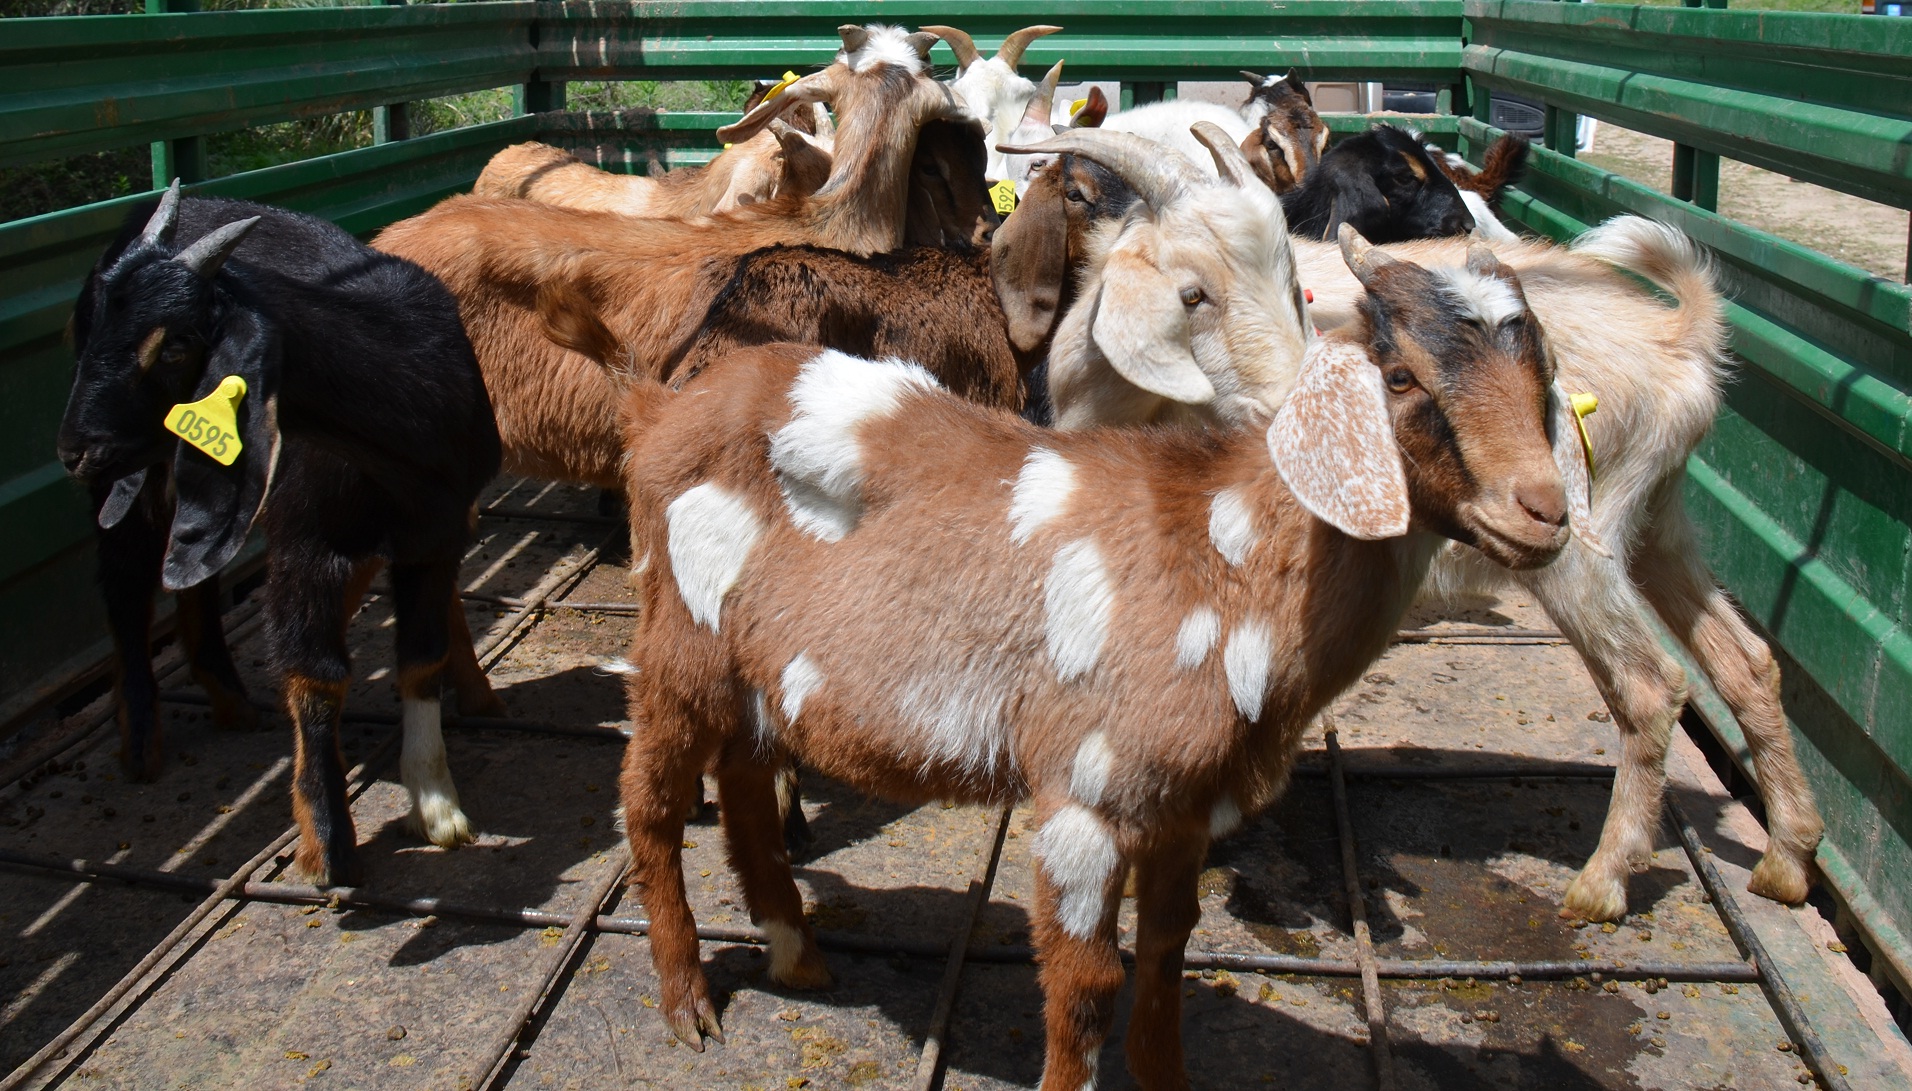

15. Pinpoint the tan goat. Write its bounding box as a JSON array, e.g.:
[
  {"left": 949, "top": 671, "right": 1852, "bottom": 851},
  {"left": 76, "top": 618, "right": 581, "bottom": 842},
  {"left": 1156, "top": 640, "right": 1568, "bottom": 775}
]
[{"left": 613, "top": 217, "right": 1598, "bottom": 1087}]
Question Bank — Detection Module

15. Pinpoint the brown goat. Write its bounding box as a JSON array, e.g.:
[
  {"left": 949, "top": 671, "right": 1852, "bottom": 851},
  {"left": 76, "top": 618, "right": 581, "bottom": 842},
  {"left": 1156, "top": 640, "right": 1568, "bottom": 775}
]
[
  {"left": 1237, "top": 69, "right": 1328, "bottom": 193},
  {"left": 374, "top": 24, "right": 979, "bottom": 489},
  {"left": 613, "top": 228, "right": 1592, "bottom": 1085},
  {"left": 472, "top": 126, "right": 834, "bottom": 219}
]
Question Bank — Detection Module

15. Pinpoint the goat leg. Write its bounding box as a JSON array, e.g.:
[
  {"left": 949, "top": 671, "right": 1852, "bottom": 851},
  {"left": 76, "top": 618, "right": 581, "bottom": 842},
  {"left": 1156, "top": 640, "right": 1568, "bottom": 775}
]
[
  {"left": 1124, "top": 832, "right": 1205, "bottom": 1091},
  {"left": 1520, "top": 541, "right": 1686, "bottom": 923},
  {"left": 286, "top": 674, "right": 360, "bottom": 886},
  {"left": 176, "top": 574, "right": 258, "bottom": 733},
  {"left": 1030, "top": 802, "right": 1127, "bottom": 1091},
  {"left": 716, "top": 751, "right": 830, "bottom": 989},
  {"left": 1630, "top": 499, "right": 1822, "bottom": 905},
  {"left": 96, "top": 485, "right": 167, "bottom": 782},
  {"left": 392, "top": 559, "right": 476, "bottom": 849},
  {"left": 444, "top": 596, "right": 505, "bottom": 718}
]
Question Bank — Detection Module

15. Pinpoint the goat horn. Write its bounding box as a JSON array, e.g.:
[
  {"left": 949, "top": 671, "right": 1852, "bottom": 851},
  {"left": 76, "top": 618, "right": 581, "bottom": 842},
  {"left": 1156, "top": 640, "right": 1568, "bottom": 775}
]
[
  {"left": 996, "top": 25, "right": 1062, "bottom": 68},
  {"left": 139, "top": 179, "right": 183, "bottom": 251},
  {"left": 997, "top": 129, "right": 1203, "bottom": 211},
  {"left": 904, "top": 30, "right": 941, "bottom": 61},
  {"left": 919, "top": 25, "right": 980, "bottom": 70},
  {"left": 1465, "top": 231, "right": 1501, "bottom": 275},
  {"left": 1240, "top": 69, "right": 1266, "bottom": 85},
  {"left": 1337, "top": 224, "right": 1400, "bottom": 288},
  {"left": 837, "top": 24, "right": 869, "bottom": 54},
  {"left": 1191, "top": 120, "right": 1259, "bottom": 191},
  {"left": 174, "top": 216, "right": 259, "bottom": 279},
  {"left": 1021, "top": 60, "right": 1064, "bottom": 126}
]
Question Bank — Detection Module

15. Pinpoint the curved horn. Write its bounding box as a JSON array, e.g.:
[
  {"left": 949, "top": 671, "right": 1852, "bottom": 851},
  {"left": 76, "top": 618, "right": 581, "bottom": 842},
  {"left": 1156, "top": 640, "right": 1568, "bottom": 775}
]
[
  {"left": 139, "top": 179, "right": 184, "bottom": 251},
  {"left": 1240, "top": 69, "right": 1267, "bottom": 85},
  {"left": 996, "top": 24, "right": 1062, "bottom": 68},
  {"left": 174, "top": 216, "right": 259, "bottom": 279},
  {"left": 1021, "top": 60, "right": 1064, "bottom": 126},
  {"left": 1465, "top": 230, "right": 1503, "bottom": 275},
  {"left": 1191, "top": 121, "right": 1258, "bottom": 190},
  {"left": 903, "top": 30, "right": 940, "bottom": 61},
  {"left": 838, "top": 24, "right": 870, "bottom": 54},
  {"left": 919, "top": 25, "right": 981, "bottom": 70},
  {"left": 1337, "top": 224, "right": 1400, "bottom": 289},
  {"left": 997, "top": 129, "right": 1204, "bottom": 211}
]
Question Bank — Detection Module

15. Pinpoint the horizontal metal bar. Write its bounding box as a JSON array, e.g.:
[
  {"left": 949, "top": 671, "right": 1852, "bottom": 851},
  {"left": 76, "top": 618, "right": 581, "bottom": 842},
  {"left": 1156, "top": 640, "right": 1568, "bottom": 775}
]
[
  {"left": 158, "top": 690, "right": 632, "bottom": 741},
  {"left": 478, "top": 505, "right": 624, "bottom": 527}
]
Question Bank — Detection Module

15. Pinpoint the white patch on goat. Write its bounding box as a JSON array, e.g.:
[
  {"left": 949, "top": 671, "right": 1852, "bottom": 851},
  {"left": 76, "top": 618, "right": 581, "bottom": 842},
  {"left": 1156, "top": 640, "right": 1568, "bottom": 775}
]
[
  {"left": 897, "top": 662, "right": 1018, "bottom": 781},
  {"left": 401, "top": 697, "right": 472, "bottom": 847},
  {"left": 1458, "top": 190, "right": 1520, "bottom": 243},
  {"left": 1208, "top": 485, "right": 1260, "bottom": 566},
  {"left": 1175, "top": 606, "right": 1221, "bottom": 669},
  {"left": 763, "top": 919, "right": 809, "bottom": 981},
  {"left": 1035, "top": 804, "right": 1120, "bottom": 940},
  {"left": 1210, "top": 795, "right": 1243, "bottom": 838},
  {"left": 665, "top": 483, "right": 762, "bottom": 630},
  {"left": 1435, "top": 266, "right": 1523, "bottom": 326},
  {"left": 1044, "top": 539, "right": 1115, "bottom": 682},
  {"left": 745, "top": 687, "right": 775, "bottom": 753},
  {"left": 1223, "top": 619, "right": 1274, "bottom": 720},
  {"left": 769, "top": 349, "right": 938, "bottom": 541},
  {"left": 1078, "top": 1053, "right": 1101, "bottom": 1091},
  {"left": 841, "top": 24, "right": 927, "bottom": 75},
  {"left": 1069, "top": 731, "right": 1115, "bottom": 807},
  {"left": 781, "top": 652, "right": 823, "bottom": 725},
  {"left": 1009, "top": 448, "right": 1077, "bottom": 544}
]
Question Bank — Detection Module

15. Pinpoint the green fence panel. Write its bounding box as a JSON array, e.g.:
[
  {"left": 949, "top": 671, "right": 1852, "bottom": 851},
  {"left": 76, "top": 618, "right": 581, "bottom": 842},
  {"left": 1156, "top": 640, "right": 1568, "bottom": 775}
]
[{"left": 1465, "top": 1, "right": 1912, "bottom": 210}]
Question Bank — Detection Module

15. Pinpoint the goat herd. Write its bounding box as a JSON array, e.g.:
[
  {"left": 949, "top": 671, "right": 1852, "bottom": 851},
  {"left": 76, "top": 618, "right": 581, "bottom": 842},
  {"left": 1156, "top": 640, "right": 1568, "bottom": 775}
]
[{"left": 52, "top": 23, "right": 1825, "bottom": 1089}]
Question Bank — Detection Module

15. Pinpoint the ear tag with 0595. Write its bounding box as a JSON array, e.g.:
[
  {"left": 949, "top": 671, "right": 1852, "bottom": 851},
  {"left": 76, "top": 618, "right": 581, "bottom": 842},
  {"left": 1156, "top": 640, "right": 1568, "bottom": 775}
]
[
  {"left": 989, "top": 179, "right": 1019, "bottom": 216},
  {"left": 164, "top": 374, "right": 246, "bottom": 466}
]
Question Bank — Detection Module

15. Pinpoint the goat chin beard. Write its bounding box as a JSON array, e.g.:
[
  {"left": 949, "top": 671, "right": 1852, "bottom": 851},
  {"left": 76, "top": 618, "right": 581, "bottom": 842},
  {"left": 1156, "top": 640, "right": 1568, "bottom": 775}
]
[{"left": 1457, "top": 502, "right": 1571, "bottom": 571}]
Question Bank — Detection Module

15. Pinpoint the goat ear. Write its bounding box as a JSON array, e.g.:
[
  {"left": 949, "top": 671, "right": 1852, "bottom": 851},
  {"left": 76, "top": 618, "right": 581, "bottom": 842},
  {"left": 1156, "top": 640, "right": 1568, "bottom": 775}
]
[
  {"left": 990, "top": 170, "right": 1070, "bottom": 353},
  {"left": 1549, "top": 383, "right": 1610, "bottom": 558},
  {"left": 1325, "top": 172, "right": 1390, "bottom": 243},
  {"left": 1267, "top": 339, "right": 1408, "bottom": 539},
  {"left": 1239, "top": 128, "right": 1288, "bottom": 192},
  {"left": 161, "top": 309, "right": 281, "bottom": 592},
  {"left": 1283, "top": 70, "right": 1311, "bottom": 102},
  {"left": 1071, "top": 86, "right": 1107, "bottom": 129},
  {"left": 717, "top": 71, "right": 833, "bottom": 144},
  {"left": 1091, "top": 246, "right": 1216, "bottom": 404}
]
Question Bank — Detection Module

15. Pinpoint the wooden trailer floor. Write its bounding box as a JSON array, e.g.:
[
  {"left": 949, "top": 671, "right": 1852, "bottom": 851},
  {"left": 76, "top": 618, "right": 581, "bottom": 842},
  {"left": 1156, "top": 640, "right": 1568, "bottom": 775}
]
[{"left": 3, "top": 480, "right": 1909, "bottom": 1091}]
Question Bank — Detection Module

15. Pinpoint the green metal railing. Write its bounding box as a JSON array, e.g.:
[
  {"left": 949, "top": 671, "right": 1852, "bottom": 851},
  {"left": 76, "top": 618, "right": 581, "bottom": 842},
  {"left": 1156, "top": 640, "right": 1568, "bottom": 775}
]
[{"left": 1, "top": 0, "right": 1909, "bottom": 1015}]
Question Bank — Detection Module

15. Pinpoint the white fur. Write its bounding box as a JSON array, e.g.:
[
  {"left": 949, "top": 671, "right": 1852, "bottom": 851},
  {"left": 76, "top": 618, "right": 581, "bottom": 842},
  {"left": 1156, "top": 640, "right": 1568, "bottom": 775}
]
[
  {"left": 1044, "top": 539, "right": 1115, "bottom": 682},
  {"left": 1175, "top": 606, "right": 1221, "bottom": 669},
  {"left": 746, "top": 687, "right": 775, "bottom": 752},
  {"left": 1435, "top": 266, "right": 1523, "bottom": 326},
  {"left": 770, "top": 349, "right": 939, "bottom": 541},
  {"left": 401, "top": 697, "right": 472, "bottom": 848},
  {"left": 1208, "top": 485, "right": 1260, "bottom": 566},
  {"left": 1035, "top": 804, "right": 1120, "bottom": 939},
  {"left": 1223, "top": 620, "right": 1274, "bottom": 720},
  {"left": 665, "top": 483, "right": 763, "bottom": 630},
  {"left": 1459, "top": 190, "right": 1519, "bottom": 243},
  {"left": 780, "top": 652, "right": 823, "bottom": 724},
  {"left": 1070, "top": 731, "right": 1115, "bottom": 807},
  {"left": 952, "top": 58, "right": 1038, "bottom": 180},
  {"left": 896, "top": 664, "right": 1018, "bottom": 781},
  {"left": 1209, "top": 795, "right": 1243, "bottom": 838},
  {"left": 1101, "top": 101, "right": 1253, "bottom": 180},
  {"left": 764, "top": 919, "right": 809, "bottom": 981},
  {"left": 1009, "top": 448, "right": 1077, "bottom": 544},
  {"left": 841, "top": 24, "right": 926, "bottom": 75}
]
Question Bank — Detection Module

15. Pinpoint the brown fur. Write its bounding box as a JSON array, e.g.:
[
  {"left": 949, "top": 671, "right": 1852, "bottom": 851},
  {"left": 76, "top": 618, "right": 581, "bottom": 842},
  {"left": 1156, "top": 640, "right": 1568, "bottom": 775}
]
[
  {"left": 1432, "top": 134, "right": 1530, "bottom": 206},
  {"left": 614, "top": 247, "right": 1572, "bottom": 1084},
  {"left": 1238, "top": 71, "right": 1327, "bottom": 194},
  {"left": 473, "top": 131, "right": 833, "bottom": 220}
]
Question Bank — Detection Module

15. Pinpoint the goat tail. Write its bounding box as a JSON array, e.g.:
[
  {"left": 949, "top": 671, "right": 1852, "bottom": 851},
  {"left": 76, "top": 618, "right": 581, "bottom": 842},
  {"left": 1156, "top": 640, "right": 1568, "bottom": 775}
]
[
  {"left": 1570, "top": 216, "right": 1729, "bottom": 373},
  {"left": 1474, "top": 136, "right": 1529, "bottom": 205}
]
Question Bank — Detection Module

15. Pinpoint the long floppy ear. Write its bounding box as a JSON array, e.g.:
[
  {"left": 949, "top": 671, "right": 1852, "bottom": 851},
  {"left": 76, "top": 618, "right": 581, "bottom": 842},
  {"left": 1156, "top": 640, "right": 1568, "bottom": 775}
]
[
  {"left": 717, "top": 70, "right": 836, "bottom": 144},
  {"left": 1322, "top": 171, "right": 1390, "bottom": 241},
  {"left": 162, "top": 309, "right": 281, "bottom": 591},
  {"left": 1091, "top": 245, "right": 1215, "bottom": 404},
  {"left": 1268, "top": 339, "right": 1408, "bottom": 539},
  {"left": 1549, "top": 383, "right": 1610, "bottom": 557},
  {"left": 1239, "top": 127, "right": 1289, "bottom": 192},
  {"left": 990, "top": 167, "right": 1070, "bottom": 353}
]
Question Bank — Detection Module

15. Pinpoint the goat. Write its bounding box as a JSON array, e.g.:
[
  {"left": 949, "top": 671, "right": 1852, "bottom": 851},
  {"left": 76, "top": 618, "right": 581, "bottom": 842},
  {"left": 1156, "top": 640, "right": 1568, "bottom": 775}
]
[
  {"left": 1099, "top": 99, "right": 1254, "bottom": 182},
  {"left": 1236, "top": 69, "right": 1328, "bottom": 193},
  {"left": 57, "top": 184, "right": 502, "bottom": 886},
  {"left": 612, "top": 216, "right": 1593, "bottom": 1086},
  {"left": 1280, "top": 123, "right": 1475, "bottom": 242},
  {"left": 374, "top": 24, "right": 982, "bottom": 492},
  {"left": 1421, "top": 133, "right": 1531, "bottom": 243},
  {"left": 1008, "top": 133, "right": 1824, "bottom": 919},
  {"left": 472, "top": 125, "right": 833, "bottom": 219},
  {"left": 920, "top": 23, "right": 1062, "bottom": 181}
]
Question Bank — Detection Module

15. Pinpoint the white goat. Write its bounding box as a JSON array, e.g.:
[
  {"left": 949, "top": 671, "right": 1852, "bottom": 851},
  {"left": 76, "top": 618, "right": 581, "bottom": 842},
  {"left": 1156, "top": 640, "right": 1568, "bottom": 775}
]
[{"left": 921, "top": 23, "right": 1062, "bottom": 181}]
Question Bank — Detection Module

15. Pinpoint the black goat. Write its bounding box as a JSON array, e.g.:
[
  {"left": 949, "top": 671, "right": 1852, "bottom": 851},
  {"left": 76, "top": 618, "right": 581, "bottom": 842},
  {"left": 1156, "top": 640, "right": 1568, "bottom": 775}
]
[
  {"left": 58, "top": 183, "right": 502, "bottom": 886},
  {"left": 1279, "top": 124, "right": 1475, "bottom": 243}
]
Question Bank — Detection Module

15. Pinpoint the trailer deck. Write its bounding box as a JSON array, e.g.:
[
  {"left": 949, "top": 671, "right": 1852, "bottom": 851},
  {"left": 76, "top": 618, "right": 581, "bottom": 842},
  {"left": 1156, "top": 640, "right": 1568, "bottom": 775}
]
[{"left": 3, "top": 481, "right": 1908, "bottom": 1091}]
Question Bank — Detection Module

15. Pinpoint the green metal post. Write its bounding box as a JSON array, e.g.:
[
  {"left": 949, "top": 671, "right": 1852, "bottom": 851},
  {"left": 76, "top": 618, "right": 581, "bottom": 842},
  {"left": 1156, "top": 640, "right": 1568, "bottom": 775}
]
[
  {"left": 146, "top": 0, "right": 205, "bottom": 188},
  {"left": 518, "top": 79, "right": 566, "bottom": 115},
  {"left": 373, "top": 0, "right": 411, "bottom": 143},
  {"left": 1543, "top": 103, "right": 1577, "bottom": 159},
  {"left": 1672, "top": 143, "right": 1720, "bottom": 210},
  {"left": 1129, "top": 81, "right": 1167, "bottom": 106}
]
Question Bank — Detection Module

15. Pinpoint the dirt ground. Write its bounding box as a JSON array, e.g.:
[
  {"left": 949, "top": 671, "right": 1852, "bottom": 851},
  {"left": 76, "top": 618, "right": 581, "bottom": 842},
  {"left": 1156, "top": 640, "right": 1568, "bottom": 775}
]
[{"left": 1579, "top": 124, "right": 1910, "bottom": 282}]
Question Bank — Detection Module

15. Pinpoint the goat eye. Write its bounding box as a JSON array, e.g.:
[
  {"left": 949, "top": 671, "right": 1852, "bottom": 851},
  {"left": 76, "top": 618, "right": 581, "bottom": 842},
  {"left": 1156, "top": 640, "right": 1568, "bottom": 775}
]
[
  {"left": 1180, "top": 286, "right": 1204, "bottom": 306},
  {"left": 1065, "top": 186, "right": 1087, "bottom": 204},
  {"left": 159, "top": 341, "right": 191, "bottom": 367},
  {"left": 1385, "top": 368, "right": 1417, "bottom": 393}
]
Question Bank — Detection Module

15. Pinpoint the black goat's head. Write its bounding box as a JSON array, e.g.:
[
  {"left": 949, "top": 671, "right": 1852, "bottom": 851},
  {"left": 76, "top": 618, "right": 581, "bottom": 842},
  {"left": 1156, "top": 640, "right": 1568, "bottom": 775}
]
[
  {"left": 1282, "top": 124, "right": 1475, "bottom": 244},
  {"left": 59, "top": 181, "right": 281, "bottom": 590}
]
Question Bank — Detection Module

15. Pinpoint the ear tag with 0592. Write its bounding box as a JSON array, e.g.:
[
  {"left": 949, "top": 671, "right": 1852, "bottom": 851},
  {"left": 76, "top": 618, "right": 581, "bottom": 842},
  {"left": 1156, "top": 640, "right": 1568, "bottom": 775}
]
[
  {"left": 989, "top": 179, "right": 1019, "bottom": 216},
  {"left": 164, "top": 374, "right": 247, "bottom": 466}
]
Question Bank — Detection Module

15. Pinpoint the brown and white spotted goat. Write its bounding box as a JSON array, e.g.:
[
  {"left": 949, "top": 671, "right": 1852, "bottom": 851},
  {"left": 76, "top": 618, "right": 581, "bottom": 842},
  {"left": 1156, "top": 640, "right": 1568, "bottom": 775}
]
[{"left": 615, "top": 226, "right": 1602, "bottom": 1088}]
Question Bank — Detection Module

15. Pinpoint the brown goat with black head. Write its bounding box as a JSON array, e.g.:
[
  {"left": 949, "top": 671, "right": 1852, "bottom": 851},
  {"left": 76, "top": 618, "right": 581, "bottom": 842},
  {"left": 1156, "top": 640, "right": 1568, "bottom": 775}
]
[{"left": 612, "top": 221, "right": 1595, "bottom": 1085}]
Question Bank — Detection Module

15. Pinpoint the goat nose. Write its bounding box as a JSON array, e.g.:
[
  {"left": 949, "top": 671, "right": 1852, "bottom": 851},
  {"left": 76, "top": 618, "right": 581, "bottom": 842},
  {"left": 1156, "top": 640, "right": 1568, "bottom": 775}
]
[{"left": 1514, "top": 478, "right": 1568, "bottom": 529}]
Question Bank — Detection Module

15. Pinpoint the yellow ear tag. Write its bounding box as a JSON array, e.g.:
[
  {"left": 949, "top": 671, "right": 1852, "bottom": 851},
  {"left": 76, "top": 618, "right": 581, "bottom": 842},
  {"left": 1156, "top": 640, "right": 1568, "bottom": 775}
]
[
  {"left": 164, "top": 375, "right": 246, "bottom": 467},
  {"left": 1569, "top": 391, "right": 1598, "bottom": 482},
  {"left": 1069, "top": 97, "right": 1087, "bottom": 117},
  {"left": 989, "top": 179, "right": 1019, "bottom": 216},
  {"left": 762, "top": 70, "right": 802, "bottom": 103}
]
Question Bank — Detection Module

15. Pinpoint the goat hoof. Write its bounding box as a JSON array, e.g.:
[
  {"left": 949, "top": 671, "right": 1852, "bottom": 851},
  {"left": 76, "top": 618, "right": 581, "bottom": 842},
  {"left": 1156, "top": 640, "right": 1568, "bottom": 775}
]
[
  {"left": 1748, "top": 853, "right": 1812, "bottom": 906},
  {"left": 406, "top": 800, "right": 475, "bottom": 848},
  {"left": 665, "top": 998, "right": 724, "bottom": 1050},
  {"left": 1562, "top": 871, "right": 1627, "bottom": 923},
  {"left": 119, "top": 747, "right": 164, "bottom": 784}
]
